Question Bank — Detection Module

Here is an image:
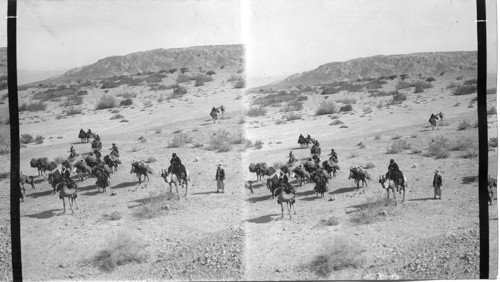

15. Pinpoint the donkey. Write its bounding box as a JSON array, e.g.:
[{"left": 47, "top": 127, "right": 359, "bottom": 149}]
[
  {"left": 56, "top": 182, "right": 78, "bottom": 214},
  {"left": 378, "top": 175, "right": 407, "bottom": 205},
  {"left": 429, "top": 114, "right": 438, "bottom": 130},
  {"left": 130, "top": 163, "right": 151, "bottom": 184},
  {"left": 20, "top": 171, "right": 35, "bottom": 190},
  {"left": 161, "top": 169, "right": 190, "bottom": 198},
  {"left": 348, "top": 167, "right": 370, "bottom": 190},
  {"left": 210, "top": 107, "right": 220, "bottom": 124},
  {"left": 273, "top": 186, "right": 296, "bottom": 219}
]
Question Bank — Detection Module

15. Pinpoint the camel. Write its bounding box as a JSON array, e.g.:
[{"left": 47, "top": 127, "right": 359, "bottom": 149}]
[
  {"left": 56, "top": 182, "right": 78, "bottom": 214},
  {"left": 379, "top": 175, "right": 406, "bottom": 205},
  {"left": 310, "top": 145, "right": 321, "bottom": 156},
  {"left": 437, "top": 112, "right": 444, "bottom": 121},
  {"left": 161, "top": 169, "right": 190, "bottom": 198},
  {"left": 322, "top": 160, "right": 338, "bottom": 178},
  {"left": 273, "top": 186, "right": 296, "bottom": 219},
  {"left": 266, "top": 174, "right": 281, "bottom": 199},
  {"left": 130, "top": 162, "right": 152, "bottom": 184},
  {"left": 104, "top": 155, "right": 121, "bottom": 172},
  {"left": 19, "top": 171, "right": 35, "bottom": 190},
  {"left": 313, "top": 175, "right": 328, "bottom": 198},
  {"left": 210, "top": 107, "right": 220, "bottom": 124},
  {"left": 249, "top": 162, "right": 267, "bottom": 182},
  {"left": 429, "top": 114, "right": 438, "bottom": 130},
  {"left": 244, "top": 180, "right": 254, "bottom": 194},
  {"left": 348, "top": 167, "right": 370, "bottom": 190},
  {"left": 30, "top": 157, "right": 51, "bottom": 177},
  {"left": 291, "top": 166, "right": 309, "bottom": 187},
  {"left": 48, "top": 169, "right": 63, "bottom": 195},
  {"left": 93, "top": 164, "right": 112, "bottom": 192},
  {"left": 74, "top": 161, "right": 92, "bottom": 182}
]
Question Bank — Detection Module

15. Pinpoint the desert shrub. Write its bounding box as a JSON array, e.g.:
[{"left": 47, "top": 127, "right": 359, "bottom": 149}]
[
  {"left": 400, "top": 74, "right": 409, "bottom": 80},
  {"left": 253, "top": 91, "right": 299, "bottom": 107},
  {"left": 369, "top": 90, "right": 394, "bottom": 97},
  {"left": 34, "top": 135, "right": 44, "bottom": 144},
  {"left": 374, "top": 135, "right": 381, "bottom": 140},
  {"left": 319, "top": 216, "right": 340, "bottom": 226},
  {"left": 230, "top": 131, "right": 247, "bottom": 144},
  {"left": 143, "top": 100, "right": 153, "bottom": 108},
  {"left": 92, "top": 231, "right": 149, "bottom": 272},
  {"left": 0, "top": 136, "right": 9, "bottom": 155},
  {"left": 208, "top": 129, "right": 232, "bottom": 152},
  {"left": 339, "top": 104, "right": 353, "bottom": 112},
  {"left": 330, "top": 120, "right": 344, "bottom": 126},
  {"left": 65, "top": 107, "right": 83, "bottom": 116},
  {"left": 119, "top": 98, "right": 133, "bottom": 106},
  {"left": 308, "top": 237, "right": 364, "bottom": 277},
  {"left": 168, "top": 133, "right": 192, "bottom": 148},
  {"left": 60, "top": 95, "right": 83, "bottom": 107},
  {"left": 336, "top": 98, "right": 357, "bottom": 104},
  {"left": 176, "top": 74, "right": 192, "bottom": 84},
  {"left": 95, "top": 95, "right": 117, "bottom": 110},
  {"left": 133, "top": 190, "right": 176, "bottom": 220},
  {"left": 19, "top": 101, "right": 47, "bottom": 112},
  {"left": 20, "top": 133, "right": 33, "bottom": 144},
  {"left": 116, "top": 92, "right": 137, "bottom": 99},
  {"left": 101, "top": 211, "right": 122, "bottom": 221},
  {"left": 168, "top": 68, "right": 178, "bottom": 74},
  {"left": 285, "top": 111, "right": 302, "bottom": 121},
  {"left": 172, "top": 85, "right": 187, "bottom": 97},
  {"left": 206, "top": 70, "right": 216, "bottom": 76},
  {"left": 387, "top": 140, "right": 411, "bottom": 154},
  {"left": 227, "top": 75, "right": 239, "bottom": 82},
  {"left": 180, "top": 67, "right": 189, "bottom": 74},
  {"left": 285, "top": 100, "right": 303, "bottom": 111},
  {"left": 425, "top": 77, "right": 436, "bottom": 82},
  {"left": 392, "top": 135, "right": 402, "bottom": 140},
  {"left": 463, "top": 79, "right": 477, "bottom": 85},
  {"left": 364, "top": 162, "right": 375, "bottom": 169},
  {"left": 426, "top": 136, "right": 450, "bottom": 159},
  {"left": 315, "top": 101, "right": 337, "bottom": 116},
  {"left": 414, "top": 84, "right": 424, "bottom": 93},
  {"left": 350, "top": 197, "right": 388, "bottom": 225},
  {"left": 234, "top": 77, "right": 245, "bottom": 89},
  {"left": 194, "top": 74, "right": 213, "bottom": 83},
  {"left": 149, "top": 84, "right": 170, "bottom": 91},
  {"left": 110, "top": 114, "right": 124, "bottom": 120},
  {"left": 489, "top": 137, "right": 498, "bottom": 148},
  {"left": 254, "top": 140, "right": 263, "bottom": 149},
  {"left": 388, "top": 75, "right": 397, "bottom": 80},
  {"left": 120, "top": 119, "right": 129, "bottom": 123},
  {"left": 101, "top": 81, "right": 120, "bottom": 89},
  {"left": 246, "top": 107, "right": 267, "bottom": 117},
  {"left": 145, "top": 157, "right": 157, "bottom": 163},
  {"left": 396, "top": 81, "right": 412, "bottom": 89},
  {"left": 452, "top": 137, "right": 477, "bottom": 151},
  {"left": 389, "top": 91, "right": 407, "bottom": 104},
  {"left": 453, "top": 85, "right": 477, "bottom": 95},
  {"left": 487, "top": 106, "right": 497, "bottom": 115},
  {"left": 446, "top": 82, "right": 460, "bottom": 89},
  {"left": 357, "top": 142, "right": 365, "bottom": 149},
  {"left": 458, "top": 120, "right": 472, "bottom": 130}
]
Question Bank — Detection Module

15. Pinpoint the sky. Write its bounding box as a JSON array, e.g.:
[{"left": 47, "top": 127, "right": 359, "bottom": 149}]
[{"left": 0, "top": 0, "right": 496, "bottom": 84}]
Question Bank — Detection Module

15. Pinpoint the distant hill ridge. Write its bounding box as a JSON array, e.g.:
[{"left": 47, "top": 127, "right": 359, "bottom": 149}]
[
  {"left": 275, "top": 51, "right": 477, "bottom": 87},
  {"left": 49, "top": 44, "right": 244, "bottom": 83}
]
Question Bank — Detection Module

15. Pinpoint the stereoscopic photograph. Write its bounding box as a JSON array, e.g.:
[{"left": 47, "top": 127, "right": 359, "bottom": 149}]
[{"left": 0, "top": 0, "right": 497, "bottom": 280}]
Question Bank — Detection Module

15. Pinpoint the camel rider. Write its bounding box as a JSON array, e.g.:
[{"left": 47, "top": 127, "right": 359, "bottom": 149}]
[
  {"left": 169, "top": 153, "right": 185, "bottom": 176},
  {"left": 96, "top": 134, "right": 101, "bottom": 141},
  {"left": 315, "top": 139, "right": 320, "bottom": 147},
  {"left": 307, "top": 134, "right": 311, "bottom": 141},
  {"left": 289, "top": 151, "right": 295, "bottom": 163},
  {"left": 329, "top": 149, "right": 338, "bottom": 161},
  {"left": 279, "top": 172, "right": 292, "bottom": 193},
  {"left": 220, "top": 105, "right": 225, "bottom": 112},
  {"left": 312, "top": 154, "right": 320, "bottom": 165},
  {"left": 110, "top": 143, "right": 118, "bottom": 153},
  {"left": 386, "top": 159, "right": 404, "bottom": 187},
  {"left": 61, "top": 167, "right": 75, "bottom": 188},
  {"left": 70, "top": 146, "right": 76, "bottom": 158},
  {"left": 87, "top": 129, "right": 92, "bottom": 135}
]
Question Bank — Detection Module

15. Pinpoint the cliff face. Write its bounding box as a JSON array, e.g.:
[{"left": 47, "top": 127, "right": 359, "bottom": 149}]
[
  {"left": 276, "top": 51, "right": 477, "bottom": 86},
  {"left": 49, "top": 44, "right": 244, "bottom": 82}
]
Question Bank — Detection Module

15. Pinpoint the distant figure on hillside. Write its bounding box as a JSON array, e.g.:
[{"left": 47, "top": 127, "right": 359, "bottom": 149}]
[
  {"left": 329, "top": 149, "right": 338, "bottom": 162},
  {"left": 433, "top": 170, "right": 442, "bottom": 199},
  {"left": 215, "top": 164, "right": 225, "bottom": 193},
  {"left": 69, "top": 146, "right": 77, "bottom": 158},
  {"left": 288, "top": 151, "right": 296, "bottom": 163},
  {"left": 220, "top": 105, "right": 225, "bottom": 115}
]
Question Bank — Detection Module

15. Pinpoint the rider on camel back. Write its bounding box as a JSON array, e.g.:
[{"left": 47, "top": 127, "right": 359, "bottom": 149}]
[
  {"left": 386, "top": 159, "right": 405, "bottom": 188},
  {"left": 168, "top": 153, "right": 186, "bottom": 177}
]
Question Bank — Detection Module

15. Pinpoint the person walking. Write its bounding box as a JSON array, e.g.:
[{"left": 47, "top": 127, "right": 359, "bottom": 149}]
[
  {"left": 433, "top": 170, "right": 442, "bottom": 199},
  {"left": 215, "top": 164, "right": 225, "bottom": 193}
]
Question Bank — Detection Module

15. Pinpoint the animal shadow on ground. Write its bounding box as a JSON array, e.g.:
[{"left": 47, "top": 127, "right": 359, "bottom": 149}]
[
  {"left": 247, "top": 213, "right": 280, "bottom": 224},
  {"left": 70, "top": 141, "right": 84, "bottom": 145},
  {"left": 112, "top": 181, "right": 139, "bottom": 189},
  {"left": 77, "top": 184, "right": 99, "bottom": 193},
  {"left": 33, "top": 178, "right": 46, "bottom": 184},
  {"left": 82, "top": 190, "right": 104, "bottom": 196},
  {"left": 330, "top": 187, "right": 359, "bottom": 194},
  {"left": 462, "top": 175, "right": 478, "bottom": 184},
  {"left": 301, "top": 195, "right": 323, "bottom": 201},
  {"left": 0, "top": 172, "right": 9, "bottom": 180},
  {"left": 345, "top": 201, "right": 386, "bottom": 215},
  {"left": 408, "top": 197, "right": 436, "bottom": 202},
  {"left": 192, "top": 191, "right": 220, "bottom": 195},
  {"left": 24, "top": 208, "right": 60, "bottom": 219},
  {"left": 247, "top": 194, "right": 272, "bottom": 203},
  {"left": 128, "top": 193, "right": 178, "bottom": 208},
  {"left": 294, "top": 189, "right": 315, "bottom": 197},
  {"left": 27, "top": 189, "right": 54, "bottom": 199}
]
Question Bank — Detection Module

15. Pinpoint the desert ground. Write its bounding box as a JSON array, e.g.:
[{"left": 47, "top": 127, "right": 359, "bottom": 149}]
[{"left": 0, "top": 68, "right": 497, "bottom": 280}]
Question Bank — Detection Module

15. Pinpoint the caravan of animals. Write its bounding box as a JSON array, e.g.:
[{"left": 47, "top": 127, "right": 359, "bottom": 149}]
[{"left": 4, "top": 46, "right": 498, "bottom": 280}]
